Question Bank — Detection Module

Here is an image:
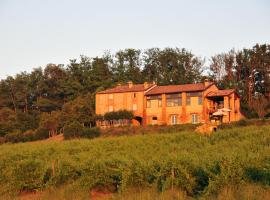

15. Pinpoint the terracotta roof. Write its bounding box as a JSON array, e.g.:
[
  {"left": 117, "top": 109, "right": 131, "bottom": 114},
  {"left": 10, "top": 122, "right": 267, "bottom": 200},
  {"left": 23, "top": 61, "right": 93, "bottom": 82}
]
[
  {"left": 206, "top": 89, "right": 235, "bottom": 97},
  {"left": 145, "top": 83, "right": 214, "bottom": 95},
  {"left": 97, "top": 84, "right": 155, "bottom": 94}
]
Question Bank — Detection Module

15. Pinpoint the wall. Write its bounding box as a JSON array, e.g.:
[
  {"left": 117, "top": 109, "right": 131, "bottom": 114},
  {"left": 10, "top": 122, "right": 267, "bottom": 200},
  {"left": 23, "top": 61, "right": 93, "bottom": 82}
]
[
  {"left": 144, "top": 97, "right": 163, "bottom": 125},
  {"left": 222, "top": 93, "right": 242, "bottom": 122},
  {"left": 95, "top": 91, "right": 145, "bottom": 117},
  {"left": 145, "top": 91, "right": 208, "bottom": 125}
]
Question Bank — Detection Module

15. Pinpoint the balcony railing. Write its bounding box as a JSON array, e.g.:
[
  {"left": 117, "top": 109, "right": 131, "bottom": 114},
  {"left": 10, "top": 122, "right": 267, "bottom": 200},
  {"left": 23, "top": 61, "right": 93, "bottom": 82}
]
[{"left": 207, "top": 105, "right": 224, "bottom": 113}]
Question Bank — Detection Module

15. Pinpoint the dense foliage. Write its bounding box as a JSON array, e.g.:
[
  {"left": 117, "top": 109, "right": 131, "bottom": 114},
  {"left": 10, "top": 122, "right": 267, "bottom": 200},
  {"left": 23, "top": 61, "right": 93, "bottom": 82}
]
[
  {"left": 103, "top": 110, "right": 134, "bottom": 121},
  {"left": 210, "top": 44, "right": 270, "bottom": 117},
  {"left": 0, "top": 44, "right": 270, "bottom": 141},
  {"left": 63, "top": 122, "right": 100, "bottom": 139},
  {"left": 0, "top": 125, "right": 269, "bottom": 199}
]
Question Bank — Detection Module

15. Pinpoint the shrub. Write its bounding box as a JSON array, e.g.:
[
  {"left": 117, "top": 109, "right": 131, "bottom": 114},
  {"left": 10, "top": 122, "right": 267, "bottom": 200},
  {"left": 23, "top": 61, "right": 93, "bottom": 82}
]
[
  {"left": 104, "top": 110, "right": 134, "bottom": 121},
  {"left": 235, "top": 119, "right": 248, "bottom": 126},
  {"left": 94, "top": 114, "right": 103, "bottom": 121},
  {"left": 22, "top": 130, "right": 37, "bottom": 142},
  {"left": 64, "top": 121, "right": 84, "bottom": 139},
  {"left": 240, "top": 104, "right": 259, "bottom": 119},
  {"left": 81, "top": 127, "right": 100, "bottom": 139},
  {"left": 5, "top": 130, "right": 23, "bottom": 143},
  {"left": 11, "top": 159, "right": 47, "bottom": 191},
  {"left": 35, "top": 128, "right": 50, "bottom": 140},
  {"left": 15, "top": 111, "right": 40, "bottom": 132},
  {"left": 245, "top": 167, "right": 270, "bottom": 185},
  {"left": 64, "top": 122, "right": 100, "bottom": 139},
  {"left": 0, "top": 136, "right": 5, "bottom": 144}
]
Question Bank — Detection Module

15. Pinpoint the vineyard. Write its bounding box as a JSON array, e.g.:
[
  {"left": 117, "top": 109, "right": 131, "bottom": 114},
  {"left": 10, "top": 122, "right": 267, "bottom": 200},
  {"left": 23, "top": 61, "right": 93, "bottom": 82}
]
[{"left": 0, "top": 124, "right": 270, "bottom": 199}]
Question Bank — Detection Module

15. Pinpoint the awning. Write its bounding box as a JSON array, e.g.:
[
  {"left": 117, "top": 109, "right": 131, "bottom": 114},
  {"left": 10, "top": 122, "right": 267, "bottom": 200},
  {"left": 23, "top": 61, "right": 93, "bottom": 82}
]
[
  {"left": 212, "top": 111, "right": 228, "bottom": 116},
  {"left": 219, "top": 108, "right": 231, "bottom": 112}
]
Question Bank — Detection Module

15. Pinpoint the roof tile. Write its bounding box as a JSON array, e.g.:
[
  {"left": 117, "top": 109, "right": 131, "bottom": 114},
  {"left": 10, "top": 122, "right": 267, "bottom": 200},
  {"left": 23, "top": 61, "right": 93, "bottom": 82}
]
[
  {"left": 97, "top": 84, "right": 155, "bottom": 94},
  {"left": 206, "top": 89, "right": 235, "bottom": 97},
  {"left": 145, "top": 83, "right": 213, "bottom": 95}
]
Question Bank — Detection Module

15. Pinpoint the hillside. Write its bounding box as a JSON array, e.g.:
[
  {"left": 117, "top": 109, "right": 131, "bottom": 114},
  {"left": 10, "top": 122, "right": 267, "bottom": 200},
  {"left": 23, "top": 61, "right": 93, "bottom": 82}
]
[{"left": 0, "top": 125, "right": 269, "bottom": 199}]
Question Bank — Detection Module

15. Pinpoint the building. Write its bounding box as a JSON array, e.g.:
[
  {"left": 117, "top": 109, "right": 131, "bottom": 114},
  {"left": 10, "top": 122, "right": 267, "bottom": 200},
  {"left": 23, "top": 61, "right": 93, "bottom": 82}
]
[{"left": 95, "top": 80, "right": 243, "bottom": 125}]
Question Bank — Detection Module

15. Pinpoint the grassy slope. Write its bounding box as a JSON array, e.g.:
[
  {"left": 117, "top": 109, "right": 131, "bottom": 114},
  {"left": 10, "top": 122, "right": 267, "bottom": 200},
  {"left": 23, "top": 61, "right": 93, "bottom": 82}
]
[{"left": 0, "top": 125, "right": 270, "bottom": 199}]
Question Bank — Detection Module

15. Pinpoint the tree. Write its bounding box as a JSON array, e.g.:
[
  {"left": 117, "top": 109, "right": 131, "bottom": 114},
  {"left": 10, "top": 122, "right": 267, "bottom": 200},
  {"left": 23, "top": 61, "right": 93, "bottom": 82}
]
[
  {"left": 61, "top": 94, "right": 95, "bottom": 127},
  {"left": 209, "top": 43, "right": 270, "bottom": 117},
  {"left": 112, "top": 49, "right": 142, "bottom": 83},
  {"left": 39, "top": 111, "right": 61, "bottom": 137},
  {"left": 91, "top": 56, "right": 113, "bottom": 90},
  {"left": 0, "top": 108, "right": 16, "bottom": 136},
  {"left": 13, "top": 72, "right": 31, "bottom": 112},
  {"left": 142, "top": 48, "right": 204, "bottom": 85}
]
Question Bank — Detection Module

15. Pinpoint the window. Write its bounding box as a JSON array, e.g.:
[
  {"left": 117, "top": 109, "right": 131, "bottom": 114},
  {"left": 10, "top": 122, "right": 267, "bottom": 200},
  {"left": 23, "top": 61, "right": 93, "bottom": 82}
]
[
  {"left": 109, "top": 94, "right": 113, "bottom": 99},
  {"left": 171, "top": 115, "right": 177, "bottom": 125},
  {"left": 166, "top": 93, "right": 182, "bottom": 107},
  {"left": 188, "top": 92, "right": 202, "bottom": 97},
  {"left": 132, "top": 104, "right": 137, "bottom": 111},
  {"left": 133, "top": 93, "right": 136, "bottom": 98},
  {"left": 191, "top": 114, "right": 199, "bottom": 124},
  {"left": 198, "top": 96, "right": 203, "bottom": 105},
  {"left": 186, "top": 97, "right": 191, "bottom": 105},
  {"left": 147, "top": 95, "right": 162, "bottom": 100},
  {"left": 186, "top": 92, "right": 202, "bottom": 105},
  {"left": 158, "top": 99, "right": 162, "bottom": 107},
  {"left": 147, "top": 100, "right": 151, "bottom": 108},
  {"left": 109, "top": 105, "right": 113, "bottom": 112},
  {"left": 146, "top": 95, "right": 162, "bottom": 108},
  {"left": 167, "top": 98, "right": 182, "bottom": 106},
  {"left": 152, "top": 116, "right": 158, "bottom": 125}
]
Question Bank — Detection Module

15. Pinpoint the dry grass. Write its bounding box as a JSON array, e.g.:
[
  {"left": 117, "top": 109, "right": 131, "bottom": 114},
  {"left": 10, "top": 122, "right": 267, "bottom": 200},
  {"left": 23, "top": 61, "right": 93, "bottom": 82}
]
[{"left": 3, "top": 184, "right": 268, "bottom": 200}]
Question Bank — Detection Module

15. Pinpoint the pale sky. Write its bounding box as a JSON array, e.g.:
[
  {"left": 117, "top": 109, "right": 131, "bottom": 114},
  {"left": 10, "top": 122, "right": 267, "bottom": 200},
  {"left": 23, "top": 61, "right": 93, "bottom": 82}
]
[{"left": 0, "top": 0, "right": 269, "bottom": 79}]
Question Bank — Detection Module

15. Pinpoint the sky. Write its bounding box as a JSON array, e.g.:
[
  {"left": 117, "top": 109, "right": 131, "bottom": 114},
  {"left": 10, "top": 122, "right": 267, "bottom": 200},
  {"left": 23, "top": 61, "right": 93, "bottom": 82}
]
[{"left": 0, "top": 0, "right": 269, "bottom": 79}]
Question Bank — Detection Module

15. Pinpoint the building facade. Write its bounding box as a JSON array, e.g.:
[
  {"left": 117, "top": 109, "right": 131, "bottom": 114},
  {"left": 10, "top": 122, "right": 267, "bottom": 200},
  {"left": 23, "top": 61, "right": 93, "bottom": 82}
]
[{"left": 95, "top": 80, "right": 243, "bottom": 125}]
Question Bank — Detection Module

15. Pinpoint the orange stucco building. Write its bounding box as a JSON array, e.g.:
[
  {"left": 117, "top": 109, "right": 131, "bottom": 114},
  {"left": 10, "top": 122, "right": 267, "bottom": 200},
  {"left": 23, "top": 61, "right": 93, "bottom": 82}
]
[{"left": 96, "top": 80, "right": 242, "bottom": 125}]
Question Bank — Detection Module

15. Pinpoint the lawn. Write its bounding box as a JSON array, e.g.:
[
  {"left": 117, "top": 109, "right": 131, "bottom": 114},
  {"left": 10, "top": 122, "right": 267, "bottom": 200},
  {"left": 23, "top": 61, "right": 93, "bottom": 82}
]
[{"left": 0, "top": 124, "right": 269, "bottom": 199}]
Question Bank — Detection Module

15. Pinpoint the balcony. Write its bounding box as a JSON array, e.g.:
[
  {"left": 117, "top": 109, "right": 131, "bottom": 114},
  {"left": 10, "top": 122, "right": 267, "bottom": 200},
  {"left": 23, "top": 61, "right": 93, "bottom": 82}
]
[{"left": 207, "top": 104, "right": 224, "bottom": 114}]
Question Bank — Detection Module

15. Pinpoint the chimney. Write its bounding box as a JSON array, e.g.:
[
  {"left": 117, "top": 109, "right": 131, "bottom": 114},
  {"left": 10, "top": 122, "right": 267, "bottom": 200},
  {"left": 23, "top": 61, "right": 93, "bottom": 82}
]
[
  {"left": 143, "top": 82, "right": 148, "bottom": 89},
  {"left": 128, "top": 81, "right": 133, "bottom": 88},
  {"left": 204, "top": 79, "right": 210, "bottom": 87}
]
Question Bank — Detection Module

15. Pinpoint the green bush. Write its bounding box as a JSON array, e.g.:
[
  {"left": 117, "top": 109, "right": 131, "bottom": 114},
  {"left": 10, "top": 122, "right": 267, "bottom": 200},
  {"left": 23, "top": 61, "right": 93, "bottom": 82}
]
[
  {"left": 81, "top": 127, "right": 100, "bottom": 139},
  {"left": 11, "top": 159, "right": 47, "bottom": 191},
  {"left": 64, "top": 121, "right": 84, "bottom": 139},
  {"left": 104, "top": 110, "right": 134, "bottom": 121},
  {"left": 35, "top": 128, "right": 49, "bottom": 140},
  {"left": 235, "top": 119, "right": 248, "bottom": 126},
  {"left": 5, "top": 130, "right": 23, "bottom": 143},
  {"left": 241, "top": 103, "right": 259, "bottom": 119},
  {"left": 64, "top": 122, "right": 100, "bottom": 139},
  {"left": 21, "top": 129, "right": 37, "bottom": 142},
  {"left": 245, "top": 167, "right": 270, "bottom": 185}
]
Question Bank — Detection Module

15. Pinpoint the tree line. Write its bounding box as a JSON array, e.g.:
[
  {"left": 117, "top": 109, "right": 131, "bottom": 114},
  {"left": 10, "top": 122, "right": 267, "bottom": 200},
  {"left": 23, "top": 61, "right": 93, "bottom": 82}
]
[{"left": 0, "top": 44, "right": 269, "bottom": 141}]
